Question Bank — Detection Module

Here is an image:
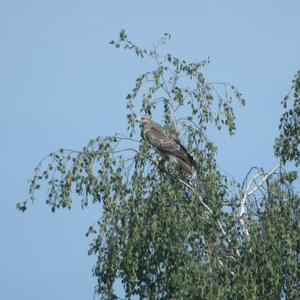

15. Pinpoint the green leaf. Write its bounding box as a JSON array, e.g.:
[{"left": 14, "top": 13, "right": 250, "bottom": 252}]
[{"left": 119, "top": 29, "right": 126, "bottom": 41}]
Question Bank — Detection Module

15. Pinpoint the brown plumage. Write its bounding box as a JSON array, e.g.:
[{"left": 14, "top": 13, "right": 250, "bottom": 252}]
[{"left": 139, "top": 116, "right": 196, "bottom": 175}]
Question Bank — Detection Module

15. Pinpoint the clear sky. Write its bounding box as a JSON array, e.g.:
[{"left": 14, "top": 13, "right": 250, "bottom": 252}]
[{"left": 1, "top": 1, "right": 299, "bottom": 299}]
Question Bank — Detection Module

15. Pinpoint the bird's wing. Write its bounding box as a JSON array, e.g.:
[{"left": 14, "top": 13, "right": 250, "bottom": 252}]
[
  {"left": 145, "top": 124, "right": 195, "bottom": 167},
  {"left": 144, "top": 124, "right": 179, "bottom": 152}
]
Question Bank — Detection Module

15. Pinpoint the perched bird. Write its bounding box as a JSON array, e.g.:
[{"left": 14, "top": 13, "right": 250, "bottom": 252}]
[{"left": 139, "top": 115, "right": 196, "bottom": 175}]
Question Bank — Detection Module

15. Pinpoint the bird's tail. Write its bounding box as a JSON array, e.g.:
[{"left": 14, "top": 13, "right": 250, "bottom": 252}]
[{"left": 176, "top": 157, "right": 196, "bottom": 176}]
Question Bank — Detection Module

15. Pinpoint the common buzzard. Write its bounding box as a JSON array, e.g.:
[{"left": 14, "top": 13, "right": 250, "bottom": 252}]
[{"left": 139, "top": 116, "right": 196, "bottom": 175}]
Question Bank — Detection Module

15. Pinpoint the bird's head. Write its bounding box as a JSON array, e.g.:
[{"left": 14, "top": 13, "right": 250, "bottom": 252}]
[{"left": 138, "top": 115, "right": 152, "bottom": 126}]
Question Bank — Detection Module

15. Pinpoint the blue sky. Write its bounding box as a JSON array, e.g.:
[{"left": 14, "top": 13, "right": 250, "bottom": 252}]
[{"left": 1, "top": 1, "right": 299, "bottom": 299}]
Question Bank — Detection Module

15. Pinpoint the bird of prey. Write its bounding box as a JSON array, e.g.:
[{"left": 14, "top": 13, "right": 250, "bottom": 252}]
[{"left": 139, "top": 116, "right": 196, "bottom": 175}]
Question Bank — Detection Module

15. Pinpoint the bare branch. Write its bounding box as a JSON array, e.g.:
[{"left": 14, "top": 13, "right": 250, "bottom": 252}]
[{"left": 239, "top": 163, "right": 281, "bottom": 238}]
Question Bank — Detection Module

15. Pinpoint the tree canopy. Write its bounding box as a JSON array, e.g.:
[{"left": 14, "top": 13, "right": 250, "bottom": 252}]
[{"left": 18, "top": 31, "right": 299, "bottom": 300}]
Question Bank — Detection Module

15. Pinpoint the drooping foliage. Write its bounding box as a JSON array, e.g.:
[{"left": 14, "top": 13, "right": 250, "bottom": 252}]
[
  {"left": 275, "top": 70, "right": 300, "bottom": 166},
  {"left": 18, "top": 32, "right": 299, "bottom": 299}
]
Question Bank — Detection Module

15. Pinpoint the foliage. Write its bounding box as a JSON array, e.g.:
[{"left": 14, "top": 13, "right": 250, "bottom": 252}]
[
  {"left": 18, "top": 31, "right": 299, "bottom": 299},
  {"left": 275, "top": 70, "right": 300, "bottom": 166}
]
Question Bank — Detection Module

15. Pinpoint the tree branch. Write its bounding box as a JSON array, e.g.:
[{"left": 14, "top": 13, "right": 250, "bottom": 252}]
[{"left": 239, "top": 163, "right": 281, "bottom": 238}]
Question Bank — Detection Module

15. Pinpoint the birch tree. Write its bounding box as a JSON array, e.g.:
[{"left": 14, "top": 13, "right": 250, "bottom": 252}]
[{"left": 18, "top": 31, "right": 299, "bottom": 300}]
